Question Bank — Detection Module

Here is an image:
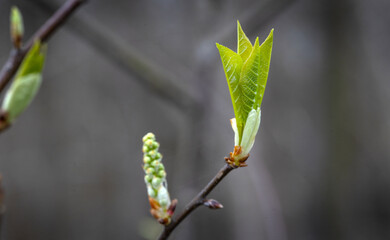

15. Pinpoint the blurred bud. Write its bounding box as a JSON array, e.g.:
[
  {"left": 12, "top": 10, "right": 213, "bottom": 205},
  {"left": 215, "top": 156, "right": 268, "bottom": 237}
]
[
  {"left": 151, "top": 160, "right": 160, "bottom": 168},
  {"left": 151, "top": 177, "right": 162, "bottom": 188},
  {"left": 145, "top": 167, "right": 155, "bottom": 176},
  {"left": 142, "top": 132, "right": 155, "bottom": 142},
  {"left": 1, "top": 41, "right": 46, "bottom": 126},
  {"left": 143, "top": 156, "right": 151, "bottom": 164},
  {"left": 10, "top": 6, "right": 24, "bottom": 49},
  {"left": 142, "top": 145, "right": 148, "bottom": 153},
  {"left": 148, "top": 150, "right": 157, "bottom": 159},
  {"left": 142, "top": 132, "right": 175, "bottom": 225},
  {"left": 167, "top": 199, "right": 177, "bottom": 216},
  {"left": 203, "top": 199, "right": 224, "bottom": 209},
  {"left": 158, "top": 170, "right": 166, "bottom": 178},
  {"left": 144, "top": 175, "right": 152, "bottom": 184},
  {"left": 145, "top": 139, "right": 154, "bottom": 148}
]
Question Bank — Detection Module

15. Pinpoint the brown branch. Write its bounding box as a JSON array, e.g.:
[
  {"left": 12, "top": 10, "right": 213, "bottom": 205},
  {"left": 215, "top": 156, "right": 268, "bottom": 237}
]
[
  {"left": 158, "top": 163, "right": 235, "bottom": 240},
  {"left": 0, "top": 0, "right": 87, "bottom": 94}
]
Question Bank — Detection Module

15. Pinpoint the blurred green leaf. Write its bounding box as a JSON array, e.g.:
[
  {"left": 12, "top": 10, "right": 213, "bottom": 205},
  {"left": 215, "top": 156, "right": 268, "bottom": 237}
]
[
  {"left": 1, "top": 41, "right": 46, "bottom": 123},
  {"left": 16, "top": 41, "right": 46, "bottom": 78},
  {"left": 2, "top": 74, "right": 42, "bottom": 122}
]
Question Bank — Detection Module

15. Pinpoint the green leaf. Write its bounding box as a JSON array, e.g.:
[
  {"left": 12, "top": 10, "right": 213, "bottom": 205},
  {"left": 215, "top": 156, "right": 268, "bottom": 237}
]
[
  {"left": 15, "top": 41, "right": 46, "bottom": 79},
  {"left": 237, "top": 21, "right": 252, "bottom": 63},
  {"left": 216, "top": 43, "right": 244, "bottom": 133},
  {"left": 216, "top": 22, "right": 274, "bottom": 147},
  {"left": 1, "top": 40, "right": 46, "bottom": 123},
  {"left": 255, "top": 29, "right": 273, "bottom": 108},
  {"left": 2, "top": 73, "right": 42, "bottom": 122},
  {"left": 239, "top": 37, "right": 260, "bottom": 140}
]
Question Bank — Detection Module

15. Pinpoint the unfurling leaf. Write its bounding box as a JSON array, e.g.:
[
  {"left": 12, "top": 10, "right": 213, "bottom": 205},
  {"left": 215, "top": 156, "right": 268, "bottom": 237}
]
[
  {"left": 216, "top": 44, "right": 243, "bottom": 135},
  {"left": 2, "top": 73, "right": 42, "bottom": 122},
  {"left": 237, "top": 20, "right": 253, "bottom": 63},
  {"left": 217, "top": 21, "right": 273, "bottom": 166},
  {"left": 1, "top": 41, "right": 46, "bottom": 124}
]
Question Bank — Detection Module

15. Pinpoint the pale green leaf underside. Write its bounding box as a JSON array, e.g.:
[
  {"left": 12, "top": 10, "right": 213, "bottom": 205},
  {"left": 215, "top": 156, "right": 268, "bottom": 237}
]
[
  {"left": 2, "top": 40, "right": 46, "bottom": 122},
  {"left": 2, "top": 73, "right": 42, "bottom": 121}
]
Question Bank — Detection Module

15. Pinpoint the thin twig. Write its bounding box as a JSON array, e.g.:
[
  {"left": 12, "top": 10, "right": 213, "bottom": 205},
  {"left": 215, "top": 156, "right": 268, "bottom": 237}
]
[
  {"left": 158, "top": 163, "right": 235, "bottom": 240},
  {"left": 0, "top": 0, "right": 87, "bottom": 94}
]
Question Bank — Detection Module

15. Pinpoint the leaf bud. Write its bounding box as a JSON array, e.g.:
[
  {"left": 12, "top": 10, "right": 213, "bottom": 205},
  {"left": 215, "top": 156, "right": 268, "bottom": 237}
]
[{"left": 10, "top": 6, "right": 24, "bottom": 49}]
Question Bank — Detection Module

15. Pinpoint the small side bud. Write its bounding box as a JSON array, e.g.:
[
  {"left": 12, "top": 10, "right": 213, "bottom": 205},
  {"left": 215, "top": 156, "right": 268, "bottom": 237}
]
[
  {"left": 203, "top": 199, "right": 224, "bottom": 209},
  {"left": 10, "top": 6, "right": 24, "bottom": 49},
  {"left": 167, "top": 199, "right": 177, "bottom": 216}
]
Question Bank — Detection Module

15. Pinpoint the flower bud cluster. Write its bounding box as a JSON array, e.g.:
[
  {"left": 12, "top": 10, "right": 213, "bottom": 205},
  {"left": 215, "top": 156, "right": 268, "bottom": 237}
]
[{"left": 142, "top": 133, "right": 175, "bottom": 225}]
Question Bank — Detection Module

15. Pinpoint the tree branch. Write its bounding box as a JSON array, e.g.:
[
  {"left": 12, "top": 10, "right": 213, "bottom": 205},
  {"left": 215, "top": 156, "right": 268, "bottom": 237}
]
[
  {"left": 0, "top": 0, "right": 87, "bottom": 94},
  {"left": 158, "top": 163, "right": 235, "bottom": 240}
]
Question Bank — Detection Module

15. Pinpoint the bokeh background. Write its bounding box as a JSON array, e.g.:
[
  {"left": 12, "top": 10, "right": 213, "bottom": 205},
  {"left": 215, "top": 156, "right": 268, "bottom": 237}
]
[{"left": 0, "top": 0, "right": 390, "bottom": 239}]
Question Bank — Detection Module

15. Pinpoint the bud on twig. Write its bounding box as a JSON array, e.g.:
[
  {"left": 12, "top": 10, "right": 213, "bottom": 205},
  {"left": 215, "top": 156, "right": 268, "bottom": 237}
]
[
  {"left": 10, "top": 6, "right": 24, "bottom": 49},
  {"left": 142, "top": 133, "right": 176, "bottom": 225},
  {"left": 203, "top": 199, "right": 224, "bottom": 209},
  {"left": 217, "top": 21, "right": 273, "bottom": 168},
  {"left": 1, "top": 41, "right": 46, "bottom": 129}
]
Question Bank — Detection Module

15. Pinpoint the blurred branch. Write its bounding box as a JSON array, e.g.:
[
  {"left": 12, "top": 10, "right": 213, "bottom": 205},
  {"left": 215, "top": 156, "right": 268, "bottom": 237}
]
[
  {"left": 0, "top": 0, "right": 86, "bottom": 94},
  {"left": 158, "top": 163, "right": 235, "bottom": 240},
  {"left": 32, "top": 0, "right": 200, "bottom": 111}
]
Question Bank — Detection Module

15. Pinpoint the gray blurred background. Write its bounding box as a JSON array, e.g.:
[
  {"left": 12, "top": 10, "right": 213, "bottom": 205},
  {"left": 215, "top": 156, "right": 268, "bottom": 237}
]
[{"left": 0, "top": 0, "right": 389, "bottom": 239}]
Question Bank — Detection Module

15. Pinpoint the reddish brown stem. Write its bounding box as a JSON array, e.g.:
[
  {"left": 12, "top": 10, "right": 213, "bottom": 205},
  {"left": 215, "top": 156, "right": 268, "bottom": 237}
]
[
  {"left": 0, "top": 0, "right": 86, "bottom": 94},
  {"left": 158, "top": 163, "right": 235, "bottom": 240}
]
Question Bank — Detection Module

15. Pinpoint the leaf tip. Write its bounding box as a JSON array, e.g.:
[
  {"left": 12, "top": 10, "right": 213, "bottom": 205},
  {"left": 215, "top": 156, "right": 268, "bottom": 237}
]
[
  {"left": 254, "top": 37, "right": 260, "bottom": 47},
  {"left": 267, "top": 29, "right": 274, "bottom": 41},
  {"left": 237, "top": 20, "right": 242, "bottom": 31}
]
